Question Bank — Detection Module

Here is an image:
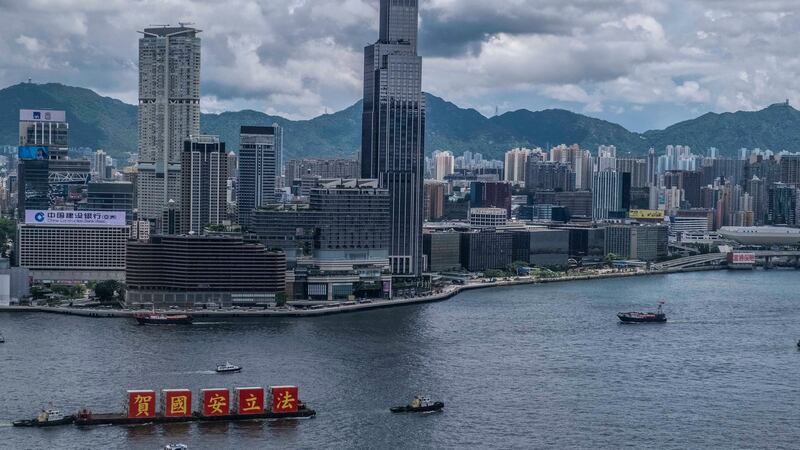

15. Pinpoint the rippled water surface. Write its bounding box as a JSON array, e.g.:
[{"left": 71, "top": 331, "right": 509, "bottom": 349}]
[{"left": 1, "top": 270, "right": 799, "bottom": 449}]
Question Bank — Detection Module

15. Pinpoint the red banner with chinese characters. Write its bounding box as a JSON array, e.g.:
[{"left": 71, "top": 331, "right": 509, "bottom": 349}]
[
  {"left": 236, "top": 387, "right": 265, "bottom": 415},
  {"left": 163, "top": 389, "right": 192, "bottom": 417},
  {"left": 127, "top": 390, "right": 156, "bottom": 419},
  {"left": 201, "top": 389, "right": 230, "bottom": 416},
  {"left": 270, "top": 386, "right": 299, "bottom": 413}
]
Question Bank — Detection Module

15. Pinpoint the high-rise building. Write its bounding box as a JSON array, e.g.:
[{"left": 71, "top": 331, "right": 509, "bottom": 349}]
[
  {"left": 525, "top": 161, "right": 575, "bottom": 192},
  {"left": 748, "top": 176, "right": 768, "bottom": 226},
  {"left": 93, "top": 149, "right": 109, "bottom": 180},
  {"left": 180, "top": 136, "right": 227, "bottom": 234},
  {"left": 238, "top": 125, "right": 282, "bottom": 226},
  {"left": 137, "top": 26, "right": 201, "bottom": 221},
  {"left": 17, "top": 109, "right": 70, "bottom": 219},
  {"left": 780, "top": 154, "right": 800, "bottom": 187},
  {"left": 361, "top": 0, "right": 425, "bottom": 275},
  {"left": 423, "top": 180, "right": 446, "bottom": 221},
  {"left": 504, "top": 148, "right": 537, "bottom": 185},
  {"left": 433, "top": 150, "right": 455, "bottom": 181},
  {"left": 646, "top": 148, "right": 658, "bottom": 187},
  {"left": 616, "top": 158, "right": 647, "bottom": 188},
  {"left": 592, "top": 171, "right": 629, "bottom": 221},
  {"left": 470, "top": 181, "right": 512, "bottom": 217},
  {"left": 768, "top": 183, "right": 797, "bottom": 225}
]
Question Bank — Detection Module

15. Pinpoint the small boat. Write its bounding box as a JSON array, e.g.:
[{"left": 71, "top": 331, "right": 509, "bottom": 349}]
[
  {"left": 216, "top": 362, "right": 242, "bottom": 373},
  {"left": 0, "top": 333, "right": 4, "bottom": 343},
  {"left": 13, "top": 408, "right": 75, "bottom": 427},
  {"left": 165, "top": 444, "right": 188, "bottom": 450},
  {"left": 796, "top": 340, "right": 800, "bottom": 349},
  {"left": 390, "top": 396, "right": 444, "bottom": 413},
  {"left": 618, "top": 301, "right": 667, "bottom": 323},
  {"left": 134, "top": 311, "right": 193, "bottom": 325}
]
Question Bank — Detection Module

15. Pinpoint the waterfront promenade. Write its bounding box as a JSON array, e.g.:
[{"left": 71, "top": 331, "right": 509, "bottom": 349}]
[{"left": 0, "top": 265, "right": 723, "bottom": 319}]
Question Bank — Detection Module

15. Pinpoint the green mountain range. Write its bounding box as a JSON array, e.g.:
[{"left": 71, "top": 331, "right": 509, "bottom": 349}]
[{"left": 1, "top": 82, "right": 798, "bottom": 161}]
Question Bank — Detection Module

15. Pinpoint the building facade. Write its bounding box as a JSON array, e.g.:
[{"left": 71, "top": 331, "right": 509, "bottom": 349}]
[
  {"left": 468, "top": 207, "right": 508, "bottom": 228},
  {"left": 460, "top": 230, "right": 513, "bottom": 272},
  {"left": 423, "top": 231, "right": 461, "bottom": 272},
  {"left": 126, "top": 235, "right": 285, "bottom": 307},
  {"left": 604, "top": 224, "right": 668, "bottom": 261},
  {"left": 361, "top": 0, "right": 425, "bottom": 275},
  {"left": 238, "top": 125, "right": 281, "bottom": 226},
  {"left": 180, "top": 136, "right": 227, "bottom": 234},
  {"left": 18, "top": 211, "right": 128, "bottom": 281},
  {"left": 84, "top": 181, "right": 135, "bottom": 224},
  {"left": 137, "top": 26, "right": 201, "bottom": 221},
  {"left": 512, "top": 228, "right": 570, "bottom": 268}
]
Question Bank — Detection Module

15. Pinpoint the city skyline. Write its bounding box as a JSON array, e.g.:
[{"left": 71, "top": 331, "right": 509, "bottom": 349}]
[{"left": 0, "top": 1, "right": 799, "bottom": 132}]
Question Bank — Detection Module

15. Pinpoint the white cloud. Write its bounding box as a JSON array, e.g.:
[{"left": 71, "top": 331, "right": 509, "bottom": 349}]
[{"left": 0, "top": 0, "right": 796, "bottom": 130}]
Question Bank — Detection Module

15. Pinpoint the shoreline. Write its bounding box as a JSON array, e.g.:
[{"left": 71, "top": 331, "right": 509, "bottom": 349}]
[{"left": 0, "top": 265, "right": 731, "bottom": 320}]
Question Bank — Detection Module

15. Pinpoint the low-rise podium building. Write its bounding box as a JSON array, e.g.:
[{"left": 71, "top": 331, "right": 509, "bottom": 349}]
[{"left": 126, "top": 235, "right": 286, "bottom": 307}]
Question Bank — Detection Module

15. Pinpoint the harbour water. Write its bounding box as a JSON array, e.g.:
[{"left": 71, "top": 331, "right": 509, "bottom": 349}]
[{"left": 1, "top": 270, "right": 799, "bottom": 449}]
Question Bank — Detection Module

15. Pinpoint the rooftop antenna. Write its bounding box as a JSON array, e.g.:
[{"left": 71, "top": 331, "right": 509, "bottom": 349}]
[
  {"left": 178, "top": 22, "right": 195, "bottom": 27},
  {"left": 495, "top": 105, "right": 499, "bottom": 117}
]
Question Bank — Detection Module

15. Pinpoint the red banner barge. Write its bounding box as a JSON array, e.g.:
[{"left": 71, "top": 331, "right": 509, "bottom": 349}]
[{"left": 22, "top": 386, "right": 315, "bottom": 427}]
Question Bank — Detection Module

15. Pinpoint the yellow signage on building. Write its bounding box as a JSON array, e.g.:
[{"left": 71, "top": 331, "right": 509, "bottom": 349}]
[{"left": 629, "top": 209, "right": 665, "bottom": 220}]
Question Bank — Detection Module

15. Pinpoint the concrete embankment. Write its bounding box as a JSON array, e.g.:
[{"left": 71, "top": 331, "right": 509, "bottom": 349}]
[{"left": 0, "top": 266, "right": 724, "bottom": 320}]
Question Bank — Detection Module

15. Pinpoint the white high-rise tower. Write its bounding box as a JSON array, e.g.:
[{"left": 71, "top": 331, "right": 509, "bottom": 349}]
[{"left": 137, "top": 26, "right": 201, "bottom": 223}]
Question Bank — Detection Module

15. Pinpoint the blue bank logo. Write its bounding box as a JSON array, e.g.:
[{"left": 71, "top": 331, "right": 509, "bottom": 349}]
[
  {"left": 32, "top": 111, "right": 41, "bottom": 120},
  {"left": 34, "top": 212, "right": 45, "bottom": 222}
]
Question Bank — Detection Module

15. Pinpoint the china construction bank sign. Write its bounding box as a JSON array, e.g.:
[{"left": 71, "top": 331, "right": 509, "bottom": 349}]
[{"left": 25, "top": 210, "right": 126, "bottom": 226}]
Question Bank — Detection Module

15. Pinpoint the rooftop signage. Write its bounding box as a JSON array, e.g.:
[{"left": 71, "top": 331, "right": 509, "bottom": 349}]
[{"left": 25, "top": 210, "right": 126, "bottom": 226}]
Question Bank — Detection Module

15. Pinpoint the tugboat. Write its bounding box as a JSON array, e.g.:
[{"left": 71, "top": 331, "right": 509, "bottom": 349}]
[
  {"left": 13, "top": 408, "right": 75, "bottom": 427},
  {"left": 134, "top": 309, "right": 193, "bottom": 325},
  {"left": 390, "top": 396, "right": 444, "bottom": 413},
  {"left": 215, "top": 362, "right": 242, "bottom": 373},
  {"left": 618, "top": 301, "right": 667, "bottom": 323}
]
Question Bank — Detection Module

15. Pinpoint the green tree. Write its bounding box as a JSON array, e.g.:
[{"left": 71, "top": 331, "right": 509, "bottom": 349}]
[
  {"left": 94, "top": 280, "right": 122, "bottom": 303},
  {"left": 275, "top": 291, "right": 287, "bottom": 307}
]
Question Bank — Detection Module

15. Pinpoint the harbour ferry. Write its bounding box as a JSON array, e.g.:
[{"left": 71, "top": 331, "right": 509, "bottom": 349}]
[{"left": 134, "top": 310, "right": 193, "bottom": 325}]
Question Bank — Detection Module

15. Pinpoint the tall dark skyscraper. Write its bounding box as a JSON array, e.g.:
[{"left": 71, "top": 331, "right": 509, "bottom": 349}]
[
  {"left": 238, "top": 125, "right": 282, "bottom": 226},
  {"left": 361, "top": 0, "right": 425, "bottom": 276}
]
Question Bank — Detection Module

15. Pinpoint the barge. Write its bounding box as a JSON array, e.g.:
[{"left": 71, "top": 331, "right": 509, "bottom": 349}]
[{"left": 75, "top": 406, "right": 316, "bottom": 426}]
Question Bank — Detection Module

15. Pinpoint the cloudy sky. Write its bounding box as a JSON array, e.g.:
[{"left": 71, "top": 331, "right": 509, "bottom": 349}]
[{"left": 0, "top": 0, "right": 797, "bottom": 131}]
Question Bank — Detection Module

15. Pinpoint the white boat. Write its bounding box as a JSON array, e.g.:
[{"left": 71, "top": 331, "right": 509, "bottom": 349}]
[
  {"left": 216, "top": 362, "right": 242, "bottom": 373},
  {"left": 0, "top": 333, "right": 4, "bottom": 343},
  {"left": 165, "top": 444, "right": 188, "bottom": 450}
]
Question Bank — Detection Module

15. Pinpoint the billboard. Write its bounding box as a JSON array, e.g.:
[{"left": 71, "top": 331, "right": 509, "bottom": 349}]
[
  {"left": 127, "top": 390, "right": 156, "bottom": 419},
  {"left": 25, "top": 210, "right": 126, "bottom": 226},
  {"left": 235, "top": 387, "right": 265, "bottom": 415},
  {"left": 729, "top": 252, "right": 756, "bottom": 264},
  {"left": 19, "top": 109, "right": 66, "bottom": 122},
  {"left": 270, "top": 386, "right": 299, "bottom": 413},
  {"left": 18, "top": 145, "right": 49, "bottom": 160},
  {"left": 162, "top": 389, "right": 192, "bottom": 417},
  {"left": 629, "top": 209, "right": 665, "bottom": 220},
  {"left": 201, "top": 389, "right": 230, "bottom": 417}
]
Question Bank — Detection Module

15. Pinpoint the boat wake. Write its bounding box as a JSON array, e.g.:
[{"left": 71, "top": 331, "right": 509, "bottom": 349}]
[{"left": 161, "top": 370, "right": 217, "bottom": 375}]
